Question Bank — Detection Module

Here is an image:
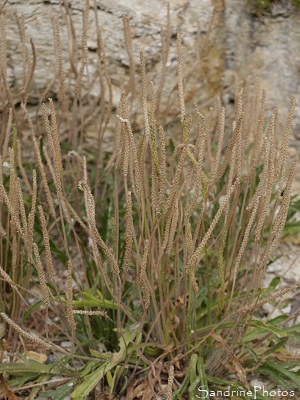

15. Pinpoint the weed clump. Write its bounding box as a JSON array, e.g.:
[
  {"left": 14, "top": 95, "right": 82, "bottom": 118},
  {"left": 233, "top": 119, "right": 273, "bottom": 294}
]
[{"left": 0, "top": 3, "right": 299, "bottom": 399}]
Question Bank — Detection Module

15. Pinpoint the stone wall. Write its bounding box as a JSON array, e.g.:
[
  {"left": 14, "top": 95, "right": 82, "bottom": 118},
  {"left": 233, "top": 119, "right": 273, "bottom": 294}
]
[
  {"left": 3, "top": 0, "right": 218, "bottom": 111},
  {"left": 2, "top": 0, "right": 300, "bottom": 188},
  {"left": 225, "top": 0, "right": 300, "bottom": 141}
]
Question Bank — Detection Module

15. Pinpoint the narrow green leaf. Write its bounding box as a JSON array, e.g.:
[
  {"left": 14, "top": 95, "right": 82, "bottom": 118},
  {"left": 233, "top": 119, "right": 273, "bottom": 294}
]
[
  {"left": 257, "top": 365, "right": 293, "bottom": 390},
  {"left": 71, "top": 362, "right": 109, "bottom": 399},
  {"left": 243, "top": 344, "right": 258, "bottom": 362},
  {"left": 109, "top": 365, "right": 121, "bottom": 396},
  {"left": 197, "top": 356, "right": 207, "bottom": 397},
  {"left": 249, "top": 320, "right": 287, "bottom": 338},
  {"left": 262, "top": 277, "right": 280, "bottom": 294},
  {"left": 23, "top": 300, "right": 44, "bottom": 321},
  {"left": 244, "top": 320, "right": 287, "bottom": 343},
  {"left": 262, "top": 338, "right": 287, "bottom": 356},
  {"left": 6, "top": 373, "right": 40, "bottom": 387},
  {"left": 187, "top": 355, "right": 201, "bottom": 400},
  {"left": 173, "top": 373, "right": 190, "bottom": 399},
  {"left": 40, "top": 380, "right": 77, "bottom": 400},
  {"left": 0, "top": 360, "right": 59, "bottom": 375},
  {"left": 72, "top": 290, "right": 118, "bottom": 310},
  {"left": 27, "top": 374, "right": 49, "bottom": 400},
  {"left": 71, "top": 324, "right": 140, "bottom": 399},
  {"left": 106, "top": 370, "right": 113, "bottom": 388},
  {"left": 263, "top": 359, "right": 300, "bottom": 387}
]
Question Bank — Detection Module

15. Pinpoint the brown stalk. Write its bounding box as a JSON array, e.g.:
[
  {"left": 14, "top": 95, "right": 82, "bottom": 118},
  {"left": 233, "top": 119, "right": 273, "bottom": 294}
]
[
  {"left": 16, "top": 139, "right": 32, "bottom": 194},
  {"left": 122, "top": 15, "right": 136, "bottom": 99},
  {"left": 156, "top": 1, "right": 171, "bottom": 115},
  {"left": 123, "top": 191, "right": 133, "bottom": 274},
  {"left": 187, "top": 178, "right": 238, "bottom": 272},
  {"left": 176, "top": 32, "right": 186, "bottom": 119},
  {"left": 140, "top": 52, "right": 151, "bottom": 150},
  {"left": 210, "top": 105, "right": 225, "bottom": 186},
  {"left": 139, "top": 239, "right": 150, "bottom": 313},
  {"left": 22, "top": 104, "right": 56, "bottom": 218},
  {"left": 249, "top": 89, "right": 266, "bottom": 174},
  {"left": 38, "top": 205, "right": 56, "bottom": 281},
  {"left": 27, "top": 170, "right": 37, "bottom": 263},
  {"left": 33, "top": 243, "right": 50, "bottom": 310},
  {"left": 276, "top": 96, "right": 296, "bottom": 193},
  {"left": 66, "top": 260, "right": 77, "bottom": 331},
  {"left": 2, "top": 107, "right": 12, "bottom": 161},
  {"left": 157, "top": 126, "right": 167, "bottom": 214},
  {"left": 1, "top": 312, "right": 52, "bottom": 350}
]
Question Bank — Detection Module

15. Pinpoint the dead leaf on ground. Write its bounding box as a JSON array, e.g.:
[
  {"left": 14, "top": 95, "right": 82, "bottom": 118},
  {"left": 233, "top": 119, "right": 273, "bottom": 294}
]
[
  {"left": 0, "top": 374, "right": 20, "bottom": 400},
  {"left": 126, "top": 378, "right": 156, "bottom": 400}
]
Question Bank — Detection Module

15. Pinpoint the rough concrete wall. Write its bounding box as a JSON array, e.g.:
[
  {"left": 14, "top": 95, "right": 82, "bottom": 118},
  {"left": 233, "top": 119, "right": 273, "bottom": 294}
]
[
  {"left": 2, "top": 0, "right": 228, "bottom": 162},
  {"left": 3, "top": 0, "right": 300, "bottom": 175},
  {"left": 5, "top": 0, "right": 300, "bottom": 127},
  {"left": 3, "top": 0, "right": 217, "bottom": 110},
  {"left": 224, "top": 0, "right": 300, "bottom": 139},
  {"left": 224, "top": 0, "right": 300, "bottom": 190}
]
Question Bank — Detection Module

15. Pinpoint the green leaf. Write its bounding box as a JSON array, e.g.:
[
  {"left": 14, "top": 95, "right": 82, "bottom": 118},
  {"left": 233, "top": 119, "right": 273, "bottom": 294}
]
[
  {"left": 108, "top": 365, "right": 121, "bottom": 396},
  {"left": 244, "top": 320, "right": 287, "bottom": 342},
  {"left": 188, "top": 354, "right": 200, "bottom": 398},
  {"left": 40, "top": 380, "right": 77, "bottom": 399},
  {"left": 144, "top": 346, "right": 160, "bottom": 356},
  {"left": 268, "top": 315, "right": 289, "bottom": 326},
  {"left": 106, "top": 370, "right": 113, "bottom": 388},
  {"left": 71, "top": 362, "right": 108, "bottom": 399},
  {"left": 262, "top": 277, "right": 280, "bottom": 294},
  {"left": 79, "top": 361, "right": 99, "bottom": 377},
  {"left": 173, "top": 370, "right": 190, "bottom": 399},
  {"left": 71, "top": 290, "right": 118, "bottom": 310},
  {"left": 0, "top": 360, "right": 60, "bottom": 375},
  {"left": 250, "top": 320, "right": 287, "bottom": 338},
  {"left": 284, "top": 322, "right": 300, "bottom": 341},
  {"left": 263, "top": 359, "right": 300, "bottom": 387},
  {"left": 23, "top": 300, "right": 44, "bottom": 321},
  {"left": 206, "top": 375, "right": 235, "bottom": 386},
  {"left": 197, "top": 357, "right": 208, "bottom": 400},
  {"left": 71, "top": 324, "right": 141, "bottom": 399},
  {"left": 27, "top": 373, "right": 50, "bottom": 400},
  {"left": 243, "top": 344, "right": 258, "bottom": 362},
  {"left": 6, "top": 373, "right": 40, "bottom": 387},
  {"left": 262, "top": 338, "right": 287, "bottom": 356},
  {"left": 258, "top": 365, "right": 293, "bottom": 390}
]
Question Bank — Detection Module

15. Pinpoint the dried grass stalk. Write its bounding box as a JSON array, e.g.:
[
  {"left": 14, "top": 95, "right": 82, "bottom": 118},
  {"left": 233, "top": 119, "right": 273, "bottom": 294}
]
[
  {"left": 187, "top": 179, "right": 239, "bottom": 271},
  {"left": 0, "top": 265, "right": 16, "bottom": 289},
  {"left": 79, "top": 180, "right": 119, "bottom": 276},
  {"left": 166, "top": 365, "right": 174, "bottom": 400},
  {"left": 140, "top": 51, "right": 151, "bottom": 156},
  {"left": 0, "top": 312, "right": 52, "bottom": 350},
  {"left": 33, "top": 243, "right": 50, "bottom": 309},
  {"left": 139, "top": 239, "right": 150, "bottom": 311},
  {"left": 177, "top": 32, "right": 185, "bottom": 119},
  {"left": 27, "top": 170, "right": 37, "bottom": 262},
  {"left": 38, "top": 205, "right": 56, "bottom": 280},
  {"left": 123, "top": 191, "right": 133, "bottom": 273},
  {"left": 122, "top": 16, "right": 135, "bottom": 98},
  {"left": 276, "top": 96, "right": 296, "bottom": 193},
  {"left": 66, "top": 260, "right": 76, "bottom": 330},
  {"left": 16, "top": 139, "right": 32, "bottom": 194},
  {"left": 2, "top": 107, "right": 12, "bottom": 161},
  {"left": 210, "top": 106, "right": 225, "bottom": 186},
  {"left": 22, "top": 104, "right": 56, "bottom": 218}
]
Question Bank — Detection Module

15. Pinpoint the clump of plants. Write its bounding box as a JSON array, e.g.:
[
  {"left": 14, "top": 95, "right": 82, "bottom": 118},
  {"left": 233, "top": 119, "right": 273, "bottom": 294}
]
[
  {"left": 0, "top": 3, "right": 299, "bottom": 399},
  {"left": 250, "top": 0, "right": 300, "bottom": 11},
  {"left": 253, "top": 0, "right": 273, "bottom": 9}
]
